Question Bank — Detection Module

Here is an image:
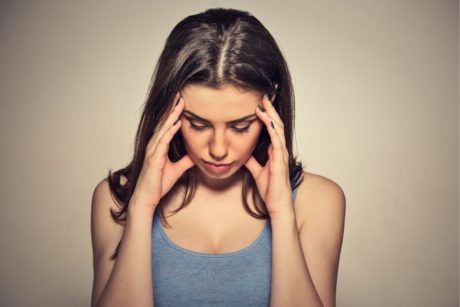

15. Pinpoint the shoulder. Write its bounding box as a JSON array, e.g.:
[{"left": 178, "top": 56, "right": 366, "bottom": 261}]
[
  {"left": 91, "top": 177, "right": 127, "bottom": 258},
  {"left": 294, "top": 171, "right": 346, "bottom": 230},
  {"left": 91, "top": 173, "right": 128, "bottom": 218},
  {"left": 294, "top": 172, "right": 345, "bottom": 305},
  {"left": 92, "top": 179, "right": 113, "bottom": 215},
  {"left": 92, "top": 175, "right": 127, "bottom": 213},
  {"left": 90, "top": 177, "right": 127, "bottom": 306}
]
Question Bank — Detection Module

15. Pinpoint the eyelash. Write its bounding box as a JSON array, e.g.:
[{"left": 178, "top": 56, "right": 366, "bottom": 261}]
[{"left": 188, "top": 122, "right": 251, "bottom": 134}]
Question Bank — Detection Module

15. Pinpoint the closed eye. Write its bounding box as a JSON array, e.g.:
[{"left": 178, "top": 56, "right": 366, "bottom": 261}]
[
  {"left": 188, "top": 121, "right": 206, "bottom": 129},
  {"left": 231, "top": 125, "right": 251, "bottom": 134},
  {"left": 188, "top": 121, "right": 251, "bottom": 134}
]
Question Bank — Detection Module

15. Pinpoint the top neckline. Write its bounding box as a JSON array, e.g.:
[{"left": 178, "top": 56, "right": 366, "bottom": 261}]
[{"left": 153, "top": 212, "right": 270, "bottom": 258}]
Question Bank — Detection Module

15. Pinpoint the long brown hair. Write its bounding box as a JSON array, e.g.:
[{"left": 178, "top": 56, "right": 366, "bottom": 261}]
[{"left": 106, "top": 8, "right": 305, "bottom": 259}]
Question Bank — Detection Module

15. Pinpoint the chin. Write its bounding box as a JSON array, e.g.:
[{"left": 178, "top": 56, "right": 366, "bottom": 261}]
[{"left": 197, "top": 160, "right": 243, "bottom": 179}]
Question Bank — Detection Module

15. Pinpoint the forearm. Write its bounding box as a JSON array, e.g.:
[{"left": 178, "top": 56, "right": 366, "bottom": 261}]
[
  {"left": 96, "top": 197, "right": 155, "bottom": 307},
  {"left": 270, "top": 208, "right": 323, "bottom": 307}
]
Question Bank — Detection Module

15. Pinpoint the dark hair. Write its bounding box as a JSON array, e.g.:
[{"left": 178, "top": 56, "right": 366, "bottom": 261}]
[{"left": 106, "top": 8, "right": 304, "bottom": 259}]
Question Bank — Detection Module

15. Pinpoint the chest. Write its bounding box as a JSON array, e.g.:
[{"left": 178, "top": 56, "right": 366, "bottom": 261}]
[
  {"left": 152, "top": 211, "right": 273, "bottom": 306},
  {"left": 158, "top": 198, "right": 268, "bottom": 255}
]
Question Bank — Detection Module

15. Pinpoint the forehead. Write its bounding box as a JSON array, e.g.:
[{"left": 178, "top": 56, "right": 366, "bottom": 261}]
[{"left": 180, "top": 84, "right": 262, "bottom": 121}]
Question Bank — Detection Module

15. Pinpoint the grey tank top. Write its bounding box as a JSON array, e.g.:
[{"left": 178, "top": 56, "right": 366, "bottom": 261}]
[{"left": 152, "top": 187, "right": 298, "bottom": 306}]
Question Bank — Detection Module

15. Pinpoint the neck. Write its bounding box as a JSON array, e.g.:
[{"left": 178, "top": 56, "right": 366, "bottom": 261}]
[{"left": 195, "top": 167, "right": 245, "bottom": 194}]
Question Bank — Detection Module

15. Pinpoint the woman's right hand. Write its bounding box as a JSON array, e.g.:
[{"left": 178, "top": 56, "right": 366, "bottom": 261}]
[{"left": 130, "top": 92, "right": 195, "bottom": 213}]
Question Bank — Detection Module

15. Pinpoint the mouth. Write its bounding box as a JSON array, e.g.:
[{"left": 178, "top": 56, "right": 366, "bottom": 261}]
[
  {"left": 202, "top": 160, "right": 234, "bottom": 174},
  {"left": 203, "top": 160, "right": 233, "bottom": 166}
]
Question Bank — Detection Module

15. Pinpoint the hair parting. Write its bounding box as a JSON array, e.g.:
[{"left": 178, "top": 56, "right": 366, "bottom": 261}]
[{"left": 106, "top": 8, "right": 305, "bottom": 260}]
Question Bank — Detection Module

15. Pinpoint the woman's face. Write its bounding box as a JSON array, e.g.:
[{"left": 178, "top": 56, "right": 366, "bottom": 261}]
[{"left": 179, "top": 84, "right": 264, "bottom": 180}]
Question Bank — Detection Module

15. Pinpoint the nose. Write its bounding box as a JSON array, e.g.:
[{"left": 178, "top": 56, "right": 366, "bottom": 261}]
[{"left": 209, "top": 129, "right": 228, "bottom": 162}]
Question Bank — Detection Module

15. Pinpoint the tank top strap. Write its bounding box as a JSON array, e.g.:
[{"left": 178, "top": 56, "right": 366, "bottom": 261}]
[{"left": 292, "top": 185, "right": 299, "bottom": 205}]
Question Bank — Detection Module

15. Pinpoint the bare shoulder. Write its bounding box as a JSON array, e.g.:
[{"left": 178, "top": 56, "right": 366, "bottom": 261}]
[
  {"left": 294, "top": 171, "right": 346, "bottom": 229},
  {"left": 294, "top": 175, "right": 345, "bottom": 306},
  {"left": 91, "top": 177, "right": 126, "bottom": 259},
  {"left": 91, "top": 176, "right": 128, "bottom": 306}
]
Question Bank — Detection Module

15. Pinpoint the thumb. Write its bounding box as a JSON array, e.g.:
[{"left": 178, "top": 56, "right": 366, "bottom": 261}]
[
  {"left": 175, "top": 154, "right": 196, "bottom": 174},
  {"left": 244, "top": 155, "right": 262, "bottom": 178}
]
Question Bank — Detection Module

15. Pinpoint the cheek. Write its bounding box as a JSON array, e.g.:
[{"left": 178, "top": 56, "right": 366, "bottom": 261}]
[
  {"left": 239, "top": 125, "right": 263, "bottom": 154},
  {"left": 180, "top": 122, "right": 201, "bottom": 155}
]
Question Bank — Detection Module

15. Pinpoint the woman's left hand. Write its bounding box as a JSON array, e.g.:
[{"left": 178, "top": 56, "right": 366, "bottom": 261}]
[{"left": 244, "top": 93, "right": 294, "bottom": 219}]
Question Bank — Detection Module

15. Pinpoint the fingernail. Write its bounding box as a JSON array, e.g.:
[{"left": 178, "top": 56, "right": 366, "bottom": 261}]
[
  {"left": 270, "top": 121, "right": 275, "bottom": 129},
  {"left": 257, "top": 105, "right": 265, "bottom": 112},
  {"left": 174, "top": 119, "right": 181, "bottom": 125}
]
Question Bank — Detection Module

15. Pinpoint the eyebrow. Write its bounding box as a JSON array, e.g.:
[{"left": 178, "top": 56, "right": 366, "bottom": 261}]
[{"left": 182, "top": 110, "right": 258, "bottom": 125}]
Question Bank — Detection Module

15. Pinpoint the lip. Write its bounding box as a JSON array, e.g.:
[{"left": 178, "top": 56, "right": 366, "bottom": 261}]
[
  {"left": 202, "top": 160, "right": 234, "bottom": 174},
  {"left": 203, "top": 160, "right": 233, "bottom": 166}
]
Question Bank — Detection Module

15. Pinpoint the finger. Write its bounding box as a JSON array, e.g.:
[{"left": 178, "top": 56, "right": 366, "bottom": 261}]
[
  {"left": 172, "top": 154, "right": 196, "bottom": 175},
  {"left": 161, "top": 153, "right": 195, "bottom": 198},
  {"left": 255, "top": 105, "right": 285, "bottom": 160},
  {"left": 261, "top": 94, "right": 287, "bottom": 150},
  {"left": 147, "top": 94, "right": 183, "bottom": 155},
  {"left": 244, "top": 155, "right": 263, "bottom": 178},
  {"left": 262, "top": 94, "right": 284, "bottom": 130},
  {"left": 146, "top": 92, "right": 180, "bottom": 154},
  {"left": 151, "top": 118, "right": 183, "bottom": 160},
  {"left": 153, "top": 92, "right": 181, "bottom": 137},
  {"left": 155, "top": 92, "right": 182, "bottom": 137},
  {"left": 154, "top": 96, "right": 184, "bottom": 146}
]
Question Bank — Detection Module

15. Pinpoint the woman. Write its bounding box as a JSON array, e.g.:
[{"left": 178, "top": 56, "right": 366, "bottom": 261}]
[{"left": 91, "top": 8, "right": 345, "bottom": 307}]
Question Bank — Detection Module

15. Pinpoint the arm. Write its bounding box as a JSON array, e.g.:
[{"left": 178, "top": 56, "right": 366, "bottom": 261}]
[
  {"left": 91, "top": 92, "right": 192, "bottom": 307},
  {"left": 270, "top": 175, "right": 346, "bottom": 307},
  {"left": 246, "top": 96, "right": 345, "bottom": 305},
  {"left": 91, "top": 179, "right": 156, "bottom": 307}
]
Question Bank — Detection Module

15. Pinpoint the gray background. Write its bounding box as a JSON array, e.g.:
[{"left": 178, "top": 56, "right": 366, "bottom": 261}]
[{"left": 0, "top": 1, "right": 458, "bottom": 306}]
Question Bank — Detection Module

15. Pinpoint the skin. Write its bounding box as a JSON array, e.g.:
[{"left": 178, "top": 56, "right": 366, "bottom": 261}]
[
  {"left": 90, "top": 82, "right": 345, "bottom": 307},
  {"left": 178, "top": 83, "right": 294, "bottom": 215},
  {"left": 177, "top": 83, "right": 345, "bottom": 306},
  {"left": 179, "top": 83, "right": 265, "bottom": 193}
]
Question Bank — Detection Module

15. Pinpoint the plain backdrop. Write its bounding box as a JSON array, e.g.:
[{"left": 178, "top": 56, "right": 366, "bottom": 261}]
[{"left": 0, "top": 1, "right": 458, "bottom": 306}]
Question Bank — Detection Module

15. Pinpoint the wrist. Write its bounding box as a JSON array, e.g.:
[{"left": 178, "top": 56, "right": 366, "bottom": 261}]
[
  {"left": 128, "top": 193, "right": 157, "bottom": 217},
  {"left": 131, "top": 189, "right": 159, "bottom": 206},
  {"left": 269, "top": 208, "right": 296, "bottom": 225},
  {"left": 126, "top": 206, "right": 155, "bottom": 233},
  {"left": 126, "top": 205, "right": 155, "bottom": 231}
]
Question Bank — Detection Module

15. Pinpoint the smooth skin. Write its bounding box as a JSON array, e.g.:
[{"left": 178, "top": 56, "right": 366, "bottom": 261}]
[
  {"left": 90, "top": 84, "right": 345, "bottom": 307},
  {"left": 251, "top": 93, "right": 345, "bottom": 306},
  {"left": 91, "top": 93, "right": 195, "bottom": 307}
]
